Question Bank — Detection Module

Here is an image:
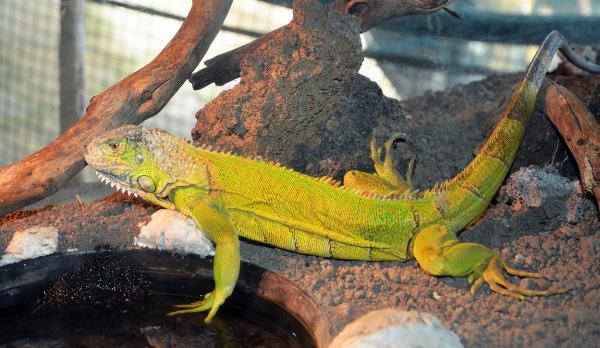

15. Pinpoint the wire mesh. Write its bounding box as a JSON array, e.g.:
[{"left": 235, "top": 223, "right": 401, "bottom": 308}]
[
  {"left": 0, "top": 0, "right": 274, "bottom": 167},
  {"left": 0, "top": 0, "right": 598, "bottom": 168},
  {"left": 0, "top": 0, "right": 60, "bottom": 166}
]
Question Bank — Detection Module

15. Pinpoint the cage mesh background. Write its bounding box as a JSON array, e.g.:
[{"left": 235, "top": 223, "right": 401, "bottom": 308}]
[
  {"left": 0, "top": 0, "right": 282, "bottom": 167},
  {"left": 0, "top": 0, "right": 597, "bottom": 168}
]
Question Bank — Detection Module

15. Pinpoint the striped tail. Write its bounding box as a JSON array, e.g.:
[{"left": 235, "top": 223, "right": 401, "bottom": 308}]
[{"left": 436, "top": 31, "right": 600, "bottom": 230}]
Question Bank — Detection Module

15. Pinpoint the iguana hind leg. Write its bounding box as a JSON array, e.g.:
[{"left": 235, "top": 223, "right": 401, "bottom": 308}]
[
  {"left": 413, "top": 224, "right": 565, "bottom": 299},
  {"left": 343, "top": 132, "right": 415, "bottom": 194}
]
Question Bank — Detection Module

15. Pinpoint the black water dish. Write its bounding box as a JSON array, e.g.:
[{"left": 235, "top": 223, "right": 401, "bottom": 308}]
[{"left": 0, "top": 250, "right": 329, "bottom": 347}]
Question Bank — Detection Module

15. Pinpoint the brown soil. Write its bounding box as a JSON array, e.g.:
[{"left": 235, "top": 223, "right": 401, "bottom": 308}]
[{"left": 0, "top": 193, "right": 156, "bottom": 254}]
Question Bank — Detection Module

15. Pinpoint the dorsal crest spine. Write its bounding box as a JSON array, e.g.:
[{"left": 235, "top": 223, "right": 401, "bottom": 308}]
[{"left": 317, "top": 176, "right": 342, "bottom": 187}]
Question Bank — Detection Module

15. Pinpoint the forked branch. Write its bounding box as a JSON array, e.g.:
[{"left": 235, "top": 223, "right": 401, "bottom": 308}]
[
  {"left": 545, "top": 80, "right": 600, "bottom": 212},
  {"left": 189, "top": 0, "right": 453, "bottom": 89},
  {"left": 330, "top": 0, "right": 455, "bottom": 31},
  {"left": 0, "top": 0, "right": 233, "bottom": 216}
]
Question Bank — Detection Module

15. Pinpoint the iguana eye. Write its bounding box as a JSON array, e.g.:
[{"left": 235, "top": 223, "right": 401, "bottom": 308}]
[
  {"left": 106, "top": 141, "right": 123, "bottom": 153},
  {"left": 137, "top": 175, "right": 156, "bottom": 192}
]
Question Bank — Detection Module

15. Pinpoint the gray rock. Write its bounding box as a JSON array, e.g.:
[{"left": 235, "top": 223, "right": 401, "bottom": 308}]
[
  {"left": 504, "top": 166, "right": 574, "bottom": 209},
  {"left": 329, "top": 309, "right": 463, "bottom": 348},
  {"left": 0, "top": 226, "right": 58, "bottom": 266},
  {"left": 192, "top": 0, "right": 409, "bottom": 179},
  {"left": 135, "top": 209, "right": 214, "bottom": 256}
]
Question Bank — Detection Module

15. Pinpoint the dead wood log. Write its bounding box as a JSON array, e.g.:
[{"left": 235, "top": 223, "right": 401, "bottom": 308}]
[
  {"left": 330, "top": 0, "right": 454, "bottom": 30},
  {"left": 545, "top": 80, "right": 600, "bottom": 211},
  {"left": 189, "top": 0, "right": 453, "bottom": 90},
  {"left": 0, "top": 0, "right": 233, "bottom": 216}
]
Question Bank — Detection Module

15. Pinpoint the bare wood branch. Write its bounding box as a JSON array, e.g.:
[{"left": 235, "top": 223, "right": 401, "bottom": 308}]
[
  {"left": 330, "top": 0, "right": 453, "bottom": 32},
  {"left": 377, "top": 11, "right": 600, "bottom": 45},
  {"left": 545, "top": 80, "right": 600, "bottom": 212},
  {"left": 189, "top": 0, "right": 451, "bottom": 90},
  {"left": 0, "top": 0, "right": 233, "bottom": 216},
  {"left": 190, "top": 29, "right": 280, "bottom": 90}
]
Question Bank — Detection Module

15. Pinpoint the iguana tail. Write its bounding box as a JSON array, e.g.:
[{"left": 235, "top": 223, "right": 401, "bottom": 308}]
[
  {"left": 408, "top": 32, "right": 600, "bottom": 299},
  {"left": 438, "top": 31, "right": 600, "bottom": 230}
]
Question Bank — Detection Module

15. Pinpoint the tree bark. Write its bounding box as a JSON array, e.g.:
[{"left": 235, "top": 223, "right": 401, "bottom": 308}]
[
  {"left": 330, "top": 0, "right": 453, "bottom": 31},
  {"left": 189, "top": 0, "right": 452, "bottom": 89},
  {"left": 545, "top": 80, "right": 600, "bottom": 212},
  {"left": 0, "top": 0, "right": 233, "bottom": 216}
]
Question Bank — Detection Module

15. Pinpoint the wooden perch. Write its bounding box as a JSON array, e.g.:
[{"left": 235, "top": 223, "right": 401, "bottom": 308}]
[
  {"left": 330, "top": 0, "right": 454, "bottom": 31},
  {"left": 0, "top": 0, "right": 233, "bottom": 216},
  {"left": 545, "top": 81, "right": 600, "bottom": 210},
  {"left": 189, "top": 0, "right": 453, "bottom": 90}
]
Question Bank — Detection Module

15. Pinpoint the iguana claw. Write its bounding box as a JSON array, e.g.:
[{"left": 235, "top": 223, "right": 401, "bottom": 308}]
[
  {"left": 344, "top": 131, "right": 415, "bottom": 194},
  {"left": 168, "top": 291, "right": 220, "bottom": 323},
  {"left": 374, "top": 132, "right": 415, "bottom": 190},
  {"left": 471, "top": 255, "right": 566, "bottom": 299},
  {"left": 414, "top": 224, "right": 566, "bottom": 301}
]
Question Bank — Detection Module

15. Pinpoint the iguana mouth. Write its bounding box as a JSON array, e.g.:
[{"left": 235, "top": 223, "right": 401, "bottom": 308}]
[
  {"left": 94, "top": 170, "right": 140, "bottom": 198},
  {"left": 94, "top": 170, "right": 173, "bottom": 206}
]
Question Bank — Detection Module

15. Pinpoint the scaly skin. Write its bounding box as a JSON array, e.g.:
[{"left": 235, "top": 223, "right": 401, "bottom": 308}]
[{"left": 84, "top": 31, "right": 598, "bottom": 323}]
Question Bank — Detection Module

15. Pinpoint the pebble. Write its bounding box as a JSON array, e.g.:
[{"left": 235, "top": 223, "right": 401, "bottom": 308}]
[
  {"left": 0, "top": 226, "right": 59, "bottom": 266},
  {"left": 329, "top": 309, "right": 463, "bottom": 348},
  {"left": 580, "top": 236, "right": 598, "bottom": 260},
  {"left": 135, "top": 209, "right": 213, "bottom": 256},
  {"left": 513, "top": 253, "right": 525, "bottom": 265},
  {"left": 524, "top": 254, "right": 534, "bottom": 267}
]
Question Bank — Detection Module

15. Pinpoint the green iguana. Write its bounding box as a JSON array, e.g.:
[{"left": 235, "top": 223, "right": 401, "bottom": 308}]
[{"left": 84, "top": 31, "right": 600, "bottom": 323}]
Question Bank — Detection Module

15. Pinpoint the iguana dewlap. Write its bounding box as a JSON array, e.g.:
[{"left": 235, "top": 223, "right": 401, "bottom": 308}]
[{"left": 84, "top": 31, "right": 600, "bottom": 323}]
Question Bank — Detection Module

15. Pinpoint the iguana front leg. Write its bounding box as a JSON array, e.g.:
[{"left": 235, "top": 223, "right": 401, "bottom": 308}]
[
  {"left": 413, "top": 224, "right": 565, "bottom": 299},
  {"left": 166, "top": 186, "right": 240, "bottom": 323},
  {"left": 344, "top": 132, "right": 415, "bottom": 194}
]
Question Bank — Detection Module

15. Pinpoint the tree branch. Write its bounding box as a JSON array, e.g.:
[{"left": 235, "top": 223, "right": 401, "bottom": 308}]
[
  {"left": 330, "top": 0, "right": 453, "bottom": 31},
  {"left": 189, "top": 0, "right": 452, "bottom": 90},
  {"left": 0, "top": 0, "right": 233, "bottom": 216},
  {"left": 545, "top": 80, "right": 600, "bottom": 212}
]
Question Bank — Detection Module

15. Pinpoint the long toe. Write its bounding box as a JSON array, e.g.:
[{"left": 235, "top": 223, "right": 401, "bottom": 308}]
[
  {"left": 483, "top": 256, "right": 565, "bottom": 298},
  {"left": 172, "top": 299, "right": 207, "bottom": 309},
  {"left": 167, "top": 292, "right": 214, "bottom": 316}
]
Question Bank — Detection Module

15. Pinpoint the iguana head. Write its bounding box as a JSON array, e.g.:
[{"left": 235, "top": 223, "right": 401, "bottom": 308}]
[{"left": 84, "top": 125, "right": 207, "bottom": 205}]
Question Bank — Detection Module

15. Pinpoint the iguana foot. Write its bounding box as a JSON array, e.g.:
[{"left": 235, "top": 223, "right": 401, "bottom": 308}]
[
  {"left": 343, "top": 132, "right": 414, "bottom": 194},
  {"left": 413, "top": 224, "right": 565, "bottom": 301},
  {"left": 371, "top": 131, "right": 414, "bottom": 191},
  {"left": 469, "top": 254, "right": 566, "bottom": 299},
  {"left": 167, "top": 291, "right": 223, "bottom": 323}
]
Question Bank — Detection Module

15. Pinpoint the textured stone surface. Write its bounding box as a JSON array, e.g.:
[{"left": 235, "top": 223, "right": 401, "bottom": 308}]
[
  {"left": 192, "top": 0, "right": 409, "bottom": 178},
  {"left": 0, "top": 226, "right": 58, "bottom": 266},
  {"left": 136, "top": 209, "right": 213, "bottom": 256},
  {"left": 329, "top": 309, "right": 463, "bottom": 348},
  {"left": 504, "top": 166, "right": 575, "bottom": 209}
]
